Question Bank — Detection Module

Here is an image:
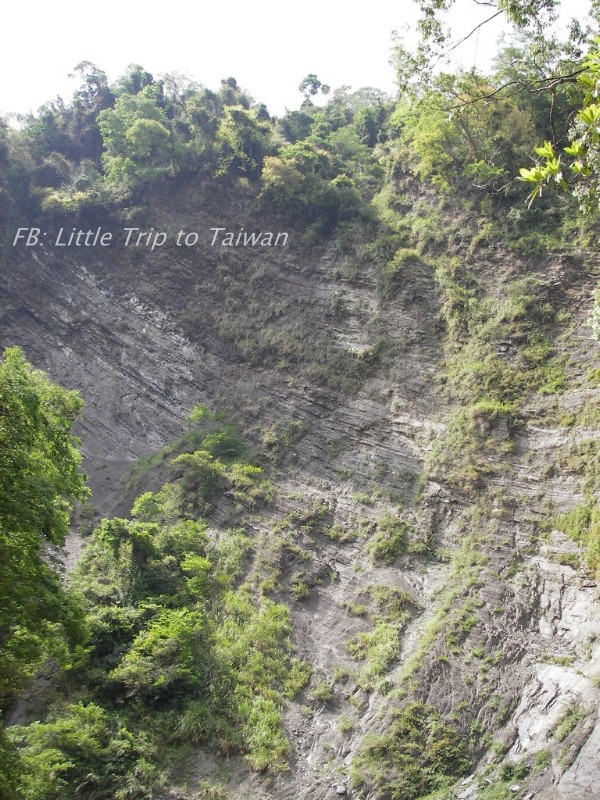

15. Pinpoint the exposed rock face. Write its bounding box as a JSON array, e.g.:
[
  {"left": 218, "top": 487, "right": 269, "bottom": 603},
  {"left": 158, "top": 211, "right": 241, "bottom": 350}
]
[
  {"left": 1, "top": 180, "right": 599, "bottom": 798},
  {"left": 506, "top": 538, "right": 600, "bottom": 798}
]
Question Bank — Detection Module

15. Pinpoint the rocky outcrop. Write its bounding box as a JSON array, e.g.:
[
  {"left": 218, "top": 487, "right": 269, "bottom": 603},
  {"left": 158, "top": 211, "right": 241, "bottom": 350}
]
[{"left": 2, "top": 180, "right": 599, "bottom": 798}]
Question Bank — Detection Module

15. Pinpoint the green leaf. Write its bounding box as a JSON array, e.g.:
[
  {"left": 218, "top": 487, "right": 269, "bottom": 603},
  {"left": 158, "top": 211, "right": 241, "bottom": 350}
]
[{"left": 534, "top": 141, "right": 555, "bottom": 159}]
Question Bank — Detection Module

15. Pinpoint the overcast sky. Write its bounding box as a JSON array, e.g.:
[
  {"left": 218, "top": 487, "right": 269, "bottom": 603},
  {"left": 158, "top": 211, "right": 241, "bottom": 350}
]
[{"left": 0, "top": 0, "right": 595, "bottom": 119}]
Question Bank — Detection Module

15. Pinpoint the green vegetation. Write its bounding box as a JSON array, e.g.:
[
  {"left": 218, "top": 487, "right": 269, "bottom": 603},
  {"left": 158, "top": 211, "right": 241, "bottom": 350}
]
[
  {"left": 427, "top": 262, "right": 568, "bottom": 493},
  {"left": 520, "top": 39, "right": 600, "bottom": 210},
  {"left": 369, "top": 586, "right": 416, "bottom": 624},
  {"left": 310, "top": 680, "right": 333, "bottom": 704},
  {"left": 554, "top": 504, "right": 600, "bottom": 578},
  {"left": 550, "top": 438, "right": 600, "bottom": 579},
  {"left": 9, "top": 703, "right": 163, "bottom": 800},
  {"left": 350, "top": 702, "right": 469, "bottom": 799},
  {"left": 338, "top": 715, "right": 354, "bottom": 733},
  {"left": 1, "top": 66, "right": 388, "bottom": 244},
  {"left": 67, "top": 419, "right": 307, "bottom": 780},
  {"left": 124, "top": 406, "right": 273, "bottom": 524},
  {"left": 549, "top": 704, "right": 590, "bottom": 742},
  {"left": 397, "top": 527, "right": 490, "bottom": 684},
  {"left": 476, "top": 761, "right": 531, "bottom": 800},
  {"left": 342, "top": 584, "right": 418, "bottom": 692},
  {"left": 0, "top": 349, "right": 87, "bottom": 798},
  {"left": 3, "top": 5, "right": 600, "bottom": 797},
  {"left": 0, "top": 348, "right": 88, "bottom": 707},
  {"left": 366, "top": 514, "right": 411, "bottom": 564},
  {"left": 2, "top": 378, "right": 310, "bottom": 797},
  {"left": 347, "top": 621, "right": 400, "bottom": 690}
]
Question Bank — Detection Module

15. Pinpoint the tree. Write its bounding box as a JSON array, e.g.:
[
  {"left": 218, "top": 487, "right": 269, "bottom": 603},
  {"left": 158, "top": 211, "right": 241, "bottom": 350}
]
[
  {"left": 67, "top": 62, "right": 115, "bottom": 162},
  {"left": 114, "top": 64, "right": 154, "bottom": 97},
  {"left": 8, "top": 702, "right": 161, "bottom": 800},
  {"left": 259, "top": 141, "right": 363, "bottom": 227},
  {"left": 219, "top": 77, "right": 252, "bottom": 109},
  {"left": 70, "top": 61, "right": 113, "bottom": 114},
  {"left": 0, "top": 348, "right": 88, "bottom": 707},
  {"left": 97, "top": 92, "right": 173, "bottom": 183},
  {"left": 519, "top": 37, "right": 600, "bottom": 209},
  {"left": 393, "top": 1, "right": 600, "bottom": 204},
  {"left": 109, "top": 608, "right": 207, "bottom": 703},
  {"left": 213, "top": 105, "right": 272, "bottom": 179},
  {"left": 0, "top": 118, "right": 37, "bottom": 237},
  {"left": 299, "top": 74, "right": 331, "bottom": 100},
  {"left": 125, "top": 117, "right": 170, "bottom": 159}
]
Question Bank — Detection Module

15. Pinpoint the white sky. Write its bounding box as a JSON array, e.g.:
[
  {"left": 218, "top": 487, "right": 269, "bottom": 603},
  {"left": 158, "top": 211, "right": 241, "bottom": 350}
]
[{"left": 0, "top": 0, "right": 595, "bottom": 119}]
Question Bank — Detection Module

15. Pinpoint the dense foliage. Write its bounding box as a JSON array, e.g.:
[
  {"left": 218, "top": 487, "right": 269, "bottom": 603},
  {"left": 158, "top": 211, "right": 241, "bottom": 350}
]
[
  {"left": 350, "top": 702, "right": 470, "bottom": 800},
  {"left": 0, "top": 4, "right": 598, "bottom": 248},
  {"left": 519, "top": 37, "right": 600, "bottom": 209},
  {"left": 0, "top": 66, "right": 390, "bottom": 238},
  {"left": 1, "top": 403, "right": 309, "bottom": 798},
  {"left": 0, "top": 348, "right": 87, "bottom": 707},
  {"left": 0, "top": 349, "right": 87, "bottom": 799}
]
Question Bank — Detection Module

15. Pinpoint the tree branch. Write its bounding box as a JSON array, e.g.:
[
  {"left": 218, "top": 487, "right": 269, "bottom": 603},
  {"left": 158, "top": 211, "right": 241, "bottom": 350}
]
[
  {"left": 433, "top": 10, "right": 505, "bottom": 65},
  {"left": 446, "top": 67, "right": 586, "bottom": 109},
  {"left": 549, "top": 86, "right": 557, "bottom": 143}
]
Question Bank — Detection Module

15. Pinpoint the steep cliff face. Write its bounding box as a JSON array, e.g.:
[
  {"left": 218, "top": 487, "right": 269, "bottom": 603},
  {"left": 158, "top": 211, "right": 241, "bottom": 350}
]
[{"left": 1, "top": 176, "right": 599, "bottom": 799}]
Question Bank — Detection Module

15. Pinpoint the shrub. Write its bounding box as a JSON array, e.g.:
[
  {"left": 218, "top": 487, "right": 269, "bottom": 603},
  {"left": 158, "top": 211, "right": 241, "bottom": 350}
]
[
  {"left": 237, "top": 693, "right": 289, "bottom": 772},
  {"left": 109, "top": 608, "right": 206, "bottom": 703},
  {"left": 338, "top": 715, "right": 354, "bottom": 733},
  {"left": 8, "top": 703, "right": 162, "bottom": 800},
  {"left": 350, "top": 702, "right": 469, "bottom": 800},
  {"left": 310, "top": 680, "right": 333, "bottom": 704},
  {"left": 367, "top": 515, "right": 410, "bottom": 564},
  {"left": 555, "top": 503, "right": 600, "bottom": 579},
  {"left": 347, "top": 621, "right": 399, "bottom": 689}
]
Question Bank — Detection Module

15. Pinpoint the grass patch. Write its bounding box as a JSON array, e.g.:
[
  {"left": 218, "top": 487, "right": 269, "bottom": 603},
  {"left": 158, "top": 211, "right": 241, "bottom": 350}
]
[
  {"left": 347, "top": 621, "right": 399, "bottom": 690},
  {"left": 554, "top": 503, "right": 600, "bottom": 580},
  {"left": 550, "top": 704, "right": 589, "bottom": 742}
]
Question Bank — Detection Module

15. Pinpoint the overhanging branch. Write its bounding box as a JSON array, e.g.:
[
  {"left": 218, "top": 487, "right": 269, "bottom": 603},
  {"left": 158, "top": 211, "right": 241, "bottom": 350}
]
[
  {"left": 434, "top": 10, "right": 505, "bottom": 65},
  {"left": 446, "top": 67, "right": 586, "bottom": 110}
]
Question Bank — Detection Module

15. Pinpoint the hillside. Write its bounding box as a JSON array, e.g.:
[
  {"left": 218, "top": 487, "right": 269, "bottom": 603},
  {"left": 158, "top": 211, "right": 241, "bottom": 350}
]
[{"left": 1, "top": 38, "right": 600, "bottom": 800}]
